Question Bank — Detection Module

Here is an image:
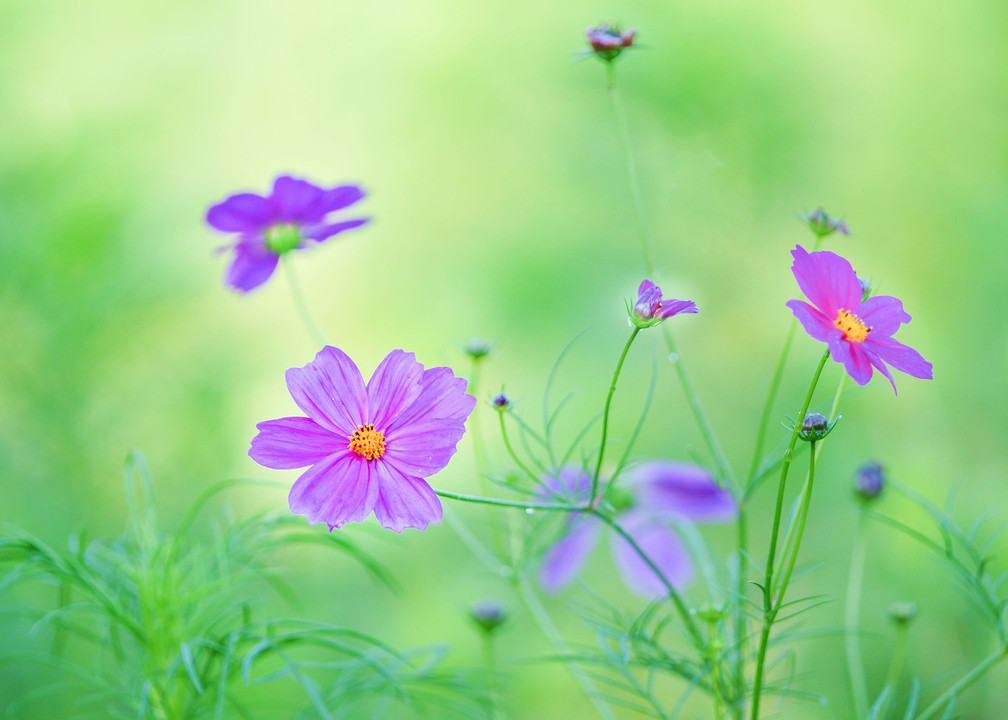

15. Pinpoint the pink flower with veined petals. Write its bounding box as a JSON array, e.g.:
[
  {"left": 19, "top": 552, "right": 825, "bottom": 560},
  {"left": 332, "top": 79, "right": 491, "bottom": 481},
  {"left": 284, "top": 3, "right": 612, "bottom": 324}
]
[
  {"left": 785, "top": 245, "right": 932, "bottom": 393},
  {"left": 250, "top": 346, "right": 475, "bottom": 533}
]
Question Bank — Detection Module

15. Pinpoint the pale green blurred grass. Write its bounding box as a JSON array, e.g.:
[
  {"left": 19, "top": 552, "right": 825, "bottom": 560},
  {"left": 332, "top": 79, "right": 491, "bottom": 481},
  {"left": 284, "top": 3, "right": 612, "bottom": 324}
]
[{"left": 2, "top": 0, "right": 1007, "bottom": 716}]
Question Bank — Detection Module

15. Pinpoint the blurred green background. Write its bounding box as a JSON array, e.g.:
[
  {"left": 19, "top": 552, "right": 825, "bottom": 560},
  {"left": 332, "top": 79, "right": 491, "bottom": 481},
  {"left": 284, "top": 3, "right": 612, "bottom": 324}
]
[{"left": 2, "top": 0, "right": 1007, "bottom": 716}]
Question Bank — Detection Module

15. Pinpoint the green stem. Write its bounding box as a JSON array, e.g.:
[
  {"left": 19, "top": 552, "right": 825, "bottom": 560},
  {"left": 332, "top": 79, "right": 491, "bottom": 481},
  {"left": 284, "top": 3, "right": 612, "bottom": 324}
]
[
  {"left": 498, "top": 412, "right": 544, "bottom": 487},
  {"left": 435, "top": 488, "right": 585, "bottom": 512},
  {"left": 282, "top": 254, "right": 327, "bottom": 347},
  {"left": 468, "top": 360, "right": 506, "bottom": 558},
  {"left": 749, "top": 350, "right": 830, "bottom": 720},
  {"left": 606, "top": 62, "right": 736, "bottom": 492},
  {"left": 874, "top": 617, "right": 910, "bottom": 720},
  {"left": 914, "top": 646, "right": 1008, "bottom": 720},
  {"left": 732, "top": 506, "right": 748, "bottom": 720},
  {"left": 607, "top": 63, "right": 654, "bottom": 276},
  {"left": 592, "top": 509, "right": 704, "bottom": 648},
  {"left": 519, "top": 580, "right": 619, "bottom": 720},
  {"left": 771, "top": 440, "right": 818, "bottom": 609},
  {"left": 746, "top": 321, "right": 798, "bottom": 494},
  {"left": 845, "top": 513, "right": 870, "bottom": 720},
  {"left": 589, "top": 328, "right": 640, "bottom": 506}
]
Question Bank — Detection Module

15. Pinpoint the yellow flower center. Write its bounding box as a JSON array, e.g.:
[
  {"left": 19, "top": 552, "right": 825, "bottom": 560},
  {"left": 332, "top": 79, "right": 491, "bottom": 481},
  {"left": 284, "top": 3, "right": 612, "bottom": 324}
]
[
  {"left": 348, "top": 424, "right": 386, "bottom": 460},
  {"left": 834, "top": 309, "right": 871, "bottom": 343}
]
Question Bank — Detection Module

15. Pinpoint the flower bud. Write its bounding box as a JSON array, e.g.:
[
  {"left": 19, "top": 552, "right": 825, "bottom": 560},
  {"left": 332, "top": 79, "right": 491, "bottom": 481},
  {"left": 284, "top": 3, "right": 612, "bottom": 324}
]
[
  {"left": 887, "top": 601, "right": 918, "bottom": 625},
  {"left": 853, "top": 461, "right": 884, "bottom": 501},
  {"left": 492, "top": 393, "right": 510, "bottom": 410},
  {"left": 797, "top": 412, "right": 836, "bottom": 442},
  {"left": 464, "top": 338, "right": 493, "bottom": 361},
  {"left": 470, "top": 599, "right": 507, "bottom": 632},
  {"left": 585, "top": 23, "right": 637, "bottom": 63},
  {"left": 857, "top": 276, "right": 872, "bottom": 301},
  {"left": 801, "top": 208, "right": 850, "bottom": 239}
]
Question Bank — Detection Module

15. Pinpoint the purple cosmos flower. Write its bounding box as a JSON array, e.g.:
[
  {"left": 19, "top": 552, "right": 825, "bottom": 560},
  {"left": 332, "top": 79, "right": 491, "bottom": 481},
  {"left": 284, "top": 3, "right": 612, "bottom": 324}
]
[
  {"left": 585, "top": 23, "right": 637, "bottom": 62},
  {"left": 249, "top": 346, "right": 476, "bottom": 533},
  {"left": 539, "top": 463, "right": 736, "bottom": 599},
  {"left": 786, "top": 245, "right": 932, "bottom": 393},
  {"left": 206, "top": 175, "right": 369, "bottom": 293},
  {"left": 630, "top": 279, "right": 698, "bottom": 328}
]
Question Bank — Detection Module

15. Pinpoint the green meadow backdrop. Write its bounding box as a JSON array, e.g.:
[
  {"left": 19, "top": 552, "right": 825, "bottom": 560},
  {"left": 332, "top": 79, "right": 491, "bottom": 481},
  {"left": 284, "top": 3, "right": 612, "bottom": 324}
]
[{"left": 2, "top": 0, "right": 1006, "bottom": 716}]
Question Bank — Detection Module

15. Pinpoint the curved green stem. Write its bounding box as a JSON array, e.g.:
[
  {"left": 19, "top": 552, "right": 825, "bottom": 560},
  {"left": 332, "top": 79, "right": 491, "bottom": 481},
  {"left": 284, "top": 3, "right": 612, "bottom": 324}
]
[
  {"left": 914, "top": 646, "right": 1008, "bottom": 720},
  {"left": 749, "top": 350, "right": 830, "bottom": 720},
  {"left": 845, "top": 513, "right": 870, "bottom": 720},
  {"left": 590, "top": 328, "right": 640, "bottom": 506},
  {"left": 283, "top": 254, "right": 327, "bottom": 347},
  {"left": 593, "top": 509, "right": 704, "bottom": 648},
  {"left": 435, "top": 488, "right": 586, "bottom": 512},
  {"left": 498, "top": 412, "right": 545, "bottom": 487},
  {"left": 772, "top": 440, "right": 818, "bottom": 608}
]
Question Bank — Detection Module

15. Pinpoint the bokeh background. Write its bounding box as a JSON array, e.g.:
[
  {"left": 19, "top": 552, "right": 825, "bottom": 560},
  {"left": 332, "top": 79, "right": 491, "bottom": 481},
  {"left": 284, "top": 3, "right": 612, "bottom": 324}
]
[{"left": 2, "top": 0, "right": 1007, "bottom": 716}]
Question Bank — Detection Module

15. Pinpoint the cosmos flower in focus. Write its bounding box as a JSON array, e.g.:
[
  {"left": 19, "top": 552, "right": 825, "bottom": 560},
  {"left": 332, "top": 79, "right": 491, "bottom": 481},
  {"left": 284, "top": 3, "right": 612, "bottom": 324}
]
[
  {"left": 629, "top": 279, "right": 698, "bottom": 328},
  {"left": 206, "top": 175, "right": 369, "bottom": 292},
  {"left": 539, "top": 463, "right": 736, "bottom": 599},
  {"left": 249, "top": 346, "right": 475, "bottom": 533},
  {"left": 786, "top": 245, "right": 932, "bottom": 393}
]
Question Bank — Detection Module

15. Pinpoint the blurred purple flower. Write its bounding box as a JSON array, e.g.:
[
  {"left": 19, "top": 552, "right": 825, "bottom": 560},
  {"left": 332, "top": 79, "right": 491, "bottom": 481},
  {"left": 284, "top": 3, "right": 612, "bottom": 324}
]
[
  {"left": 585, "top": 23, "right": 637, "bottom": 62},
  {"left": 786, "top": 245, "right": 932, "bottom": 393},
  {"left": 206, "top": 175, "right": 369, "bottom": 292},
  {"left": 250, "top": 346, "right": 476, "bottom": 533},
  {"left": 630, "top": 279, "right": 698, "bottom": 327},
  {"left": 539, "top": 463, "right": 736, "bottom": 599}
]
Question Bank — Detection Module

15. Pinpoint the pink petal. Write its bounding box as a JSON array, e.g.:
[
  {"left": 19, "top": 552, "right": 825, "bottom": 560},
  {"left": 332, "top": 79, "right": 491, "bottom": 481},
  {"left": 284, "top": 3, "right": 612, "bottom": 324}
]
[
  {"left": 225, "top": 242, "right": 279, "bottom": 292},
  {"left": 786, "top": 299, "right": 835, "bottom": 343},
  {"left": 629, "top": 462, "right": 737, "bottom": 522},
  {"left": 371, "top": 461, "right": 443, "bottom": 533},
  {"left": 385, "top": 367, "right": 476, "bottom": 433},
  {"left": 249, "top": 416, "right": 344, "bottom": 469},
  {"left": 271, "top": 176, "right": 324, "bottom": 223},
  {"left": 828, "top": 336, "right": 874, "bottom": 385},
  {"left": 206, "top": 193, "right": 273, "bottom": 232},
  {"left": 791, "top": 245, "right": 861, "bottom": 316},
  {"left": 366, "top": 350, "right": 425, "bottom": 430},
  {"left": 539, "top": 516, "right": 601, "bottom": 593},
  {"left": 383, "top": 418, "right": 465, "bottom": 476},
  {"left": 858, "top": 295, "right": 912, "bottom": 336},
  {"left": 288, "top": 452, "right": 378, "bottom": 529},
  {"left": 658, "top": 299, "right": 699, "bottom": 318},
  {"left": 609, "top": 510, "right": 693, "bottom": 599},
  {"left": 865, "top": 336, "right": 933, "bottom": 382},
  {"left": 303, "top": 218, "right": 370, "bottom": 243},
  {"left": 285, "top": 347, "right": 367, "bottom": 434}
]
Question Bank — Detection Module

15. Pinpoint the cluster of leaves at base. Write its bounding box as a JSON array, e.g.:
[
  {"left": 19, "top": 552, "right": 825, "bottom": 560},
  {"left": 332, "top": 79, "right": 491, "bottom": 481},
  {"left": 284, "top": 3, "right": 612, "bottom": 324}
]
[{"left": 0, "top": 451, "right": 490, "bottom": 720}]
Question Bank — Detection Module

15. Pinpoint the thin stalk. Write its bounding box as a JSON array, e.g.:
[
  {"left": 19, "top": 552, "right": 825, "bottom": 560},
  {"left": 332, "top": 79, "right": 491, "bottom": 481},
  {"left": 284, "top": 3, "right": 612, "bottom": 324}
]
[
  {"left": 606, "top": 63, "right": 736, "bottom": 491},
  {"left": 914, "top": 646, "right": 1008, "bottom": 720},
  {"left": 749, "top": 350, "right": 830, "bottom": 720},
  {"left": 435, "top": 488, "right": 585, "bottom": 512},
  {"left": 845, "top": 513, "right": 870, "bottom": 720},
  {"left": 732, "top": 505, "right": 748, "bottom": 720},
  {"left": 592, "top": 509, "right": 704, "bottom": 648},
  {"left": 589, "top": 328, "right": 640, "bottom": 506},
  {"left": 873, "top": 616, "right": 910, "bottom": 720},
  {"left": 498, "top": 412, "right": 543, "bottom": 486},
  {"left": 468, "top": 358, "right": 505, "bottom": 558},
  {"left": 772, "top": 441, "right": 818, "bottom": 608},
  {"left": 283, "top": 254, "right": 327, "bottom": 347}
]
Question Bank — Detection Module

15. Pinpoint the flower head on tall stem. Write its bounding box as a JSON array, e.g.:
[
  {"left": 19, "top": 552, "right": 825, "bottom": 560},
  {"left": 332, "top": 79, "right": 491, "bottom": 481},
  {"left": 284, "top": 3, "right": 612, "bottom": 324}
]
[
  {"left": 629, "top": 279, "right": 698, "bottom": 329},
  {"left": 539, "top": 463, "right": 736, "bottom": 598},
  {"left": 250, "top": 346, "right": 476, "bottom": 533},
  {"left": 786, "top": 245, "right": 932, "bottom": 393},
  {"left": 585, "top": 23, "right": 637, "bottom": 63},
  {"left": 801, "top": 207, "right": 850, "bottom": 239},
  {"left": 206, "top": 175, "right": 369, "bottom": 292}
]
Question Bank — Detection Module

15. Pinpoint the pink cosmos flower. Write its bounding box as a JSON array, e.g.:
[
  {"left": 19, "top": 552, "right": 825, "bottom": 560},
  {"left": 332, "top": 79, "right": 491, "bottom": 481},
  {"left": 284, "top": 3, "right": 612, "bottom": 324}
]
[
  {"left": 539, "top": 463, "right": 736, "bottom": 599},
  {"left": 785, "top": 245, "right": 932, "bottom": 393},
  {"left": 206, "top": 175, "right": 369, "bottom": 293},
  {"left": 630, "top": 279, "right": 698, "bottom": 327},
  {"left": 249, "top": 346, "right": 476, "bottom": 533}
]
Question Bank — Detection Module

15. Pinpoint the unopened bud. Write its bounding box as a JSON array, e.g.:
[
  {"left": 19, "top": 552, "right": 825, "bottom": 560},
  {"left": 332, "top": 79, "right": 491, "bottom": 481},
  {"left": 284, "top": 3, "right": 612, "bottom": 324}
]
[
  {"left": 464, "top": 338, "right": 493, "bottom": 361},
  {"left": 888, "top": 601, "right": 918, "bottom": 625},
  {"left": 492, "top": 393, "right": 510, "bottom": 410},
  {"left": 470, "top": 599, "right": 507, "bottom": 632},
  {"left": 854, "top": 461, "right": 885, "bottom": 501}
]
